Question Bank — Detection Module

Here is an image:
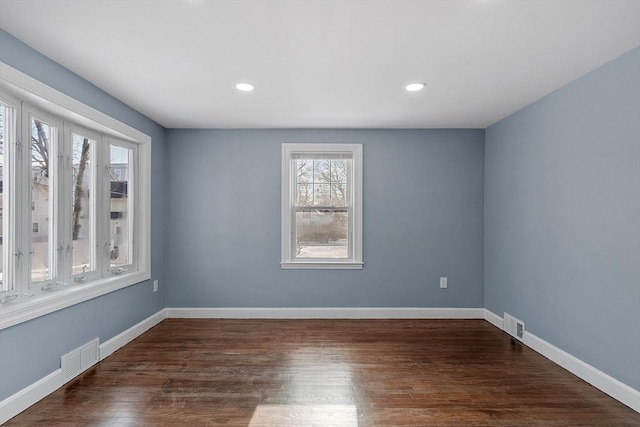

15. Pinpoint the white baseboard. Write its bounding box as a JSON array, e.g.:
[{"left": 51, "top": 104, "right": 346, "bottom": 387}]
[
  {"left": 99, "top": 309, "right": 167, "bottom": 360},
  {"left": 165, "top": 307, "right": 486, "bottom": 319},
  {"left": 483, "top": 308, "right": 504, "bottom": 329},
  {"left": 484, "top": 309, "right": 640, "bottom": 413},
  {"left": 0, "top": 309, "right": 168, "bottom": 424},
  {"left": 0, "top": 370, "right": 63, "bottom": 425},
  {"left": 522, "top": 330, "right": 640, "bottom": 412}
]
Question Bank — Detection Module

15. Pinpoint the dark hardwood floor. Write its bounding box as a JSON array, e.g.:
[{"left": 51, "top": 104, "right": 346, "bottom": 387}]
[{"left": 5, "top": 319, "right": 639, "bottom": 426}]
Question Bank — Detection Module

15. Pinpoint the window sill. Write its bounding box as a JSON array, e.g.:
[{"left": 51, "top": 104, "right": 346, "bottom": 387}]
[
  {"left": 0, "top": 271, "right": 150, "bottom": 330},
  {"left": 281, "top": 261, "right": 363, "bottom": 270}
]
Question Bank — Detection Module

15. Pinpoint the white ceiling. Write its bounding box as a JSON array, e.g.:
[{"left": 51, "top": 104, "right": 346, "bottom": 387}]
[{"left": 0, "top": 0, "right": 639, "bottom": 129}]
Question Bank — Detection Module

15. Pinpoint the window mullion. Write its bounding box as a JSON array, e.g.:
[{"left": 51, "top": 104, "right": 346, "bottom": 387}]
[
  {"left": 50, "top": 151, "right": 58, "bottom": 282},
  {"left": 50, "top": 137, "right": 61, "bottom": 282},
  {"left": 17, "top": 105, "right": 31, "bottom": 293},
  {"left": 126, "top": 146, "right": 136, "bottom": 270},
  {"left": 59, "top": 122, "right": 72, "bottom": 281},
  {"left": 290, "top": 158, "right": 297, "bottom": 260},
  {"left": 89, "top": 138, "right": 98, "bottom": 278},
  {"left": 97, "top": 137, "right": 109, "bottom": 278},
  {"left": 50, "top": 124, "right": 59, "bottom": 282}
]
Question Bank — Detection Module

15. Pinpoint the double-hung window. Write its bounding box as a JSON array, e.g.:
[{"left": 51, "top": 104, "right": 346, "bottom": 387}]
[
  {"left": 0, "top": 63, "right": 150, "bottom": 329},
  {"left": 281, "top": 143, "right": 362, "bottom": 269}
]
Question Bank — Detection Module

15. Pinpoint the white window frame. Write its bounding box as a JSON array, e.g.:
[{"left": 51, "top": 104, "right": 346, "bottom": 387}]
[
  {"left": 105, "top": 136, "right": 138, "bottom": 274},
  {"left": 65, "top": 123, "right": 101, "bottom": 283},
  {"left": 0, "top": 91, "right": 21, "bottom": 295},
  {"left": 22, "top": 105, "right": 64, "bottom": 289},
  {"left": 281, "top": 143, "right": 363, "bottom": 269},
  {"left": 0, "top": 62, "right": 151, "bottom": 330}
]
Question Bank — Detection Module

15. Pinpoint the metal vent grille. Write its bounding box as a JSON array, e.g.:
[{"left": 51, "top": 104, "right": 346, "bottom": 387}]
[
  {"left": 61, "top": 338, "right": 100, "bottom": 382},
  {"left": 81, "top": 341, "right": 99, "bottom": 370},
  {"left": 503, "top": 313, "right": 525, "bottom": 340}
]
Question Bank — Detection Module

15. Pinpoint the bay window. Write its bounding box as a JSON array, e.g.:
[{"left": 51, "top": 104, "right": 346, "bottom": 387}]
[{"left": 0, "top": 63, "right": 150, "bottom": 329}]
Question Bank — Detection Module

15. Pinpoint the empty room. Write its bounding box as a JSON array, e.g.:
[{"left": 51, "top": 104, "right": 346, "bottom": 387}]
[{"left": 0, "top": 0, "right": 638, "bottom": 425}]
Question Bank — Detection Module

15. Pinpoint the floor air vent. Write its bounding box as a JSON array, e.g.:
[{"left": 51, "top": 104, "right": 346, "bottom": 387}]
[
  {"left": 61, "top": 338, "right": 99, "bottom": 382},
  {"left": 503, "top": 313, "right": 525, "bottom": 341}
]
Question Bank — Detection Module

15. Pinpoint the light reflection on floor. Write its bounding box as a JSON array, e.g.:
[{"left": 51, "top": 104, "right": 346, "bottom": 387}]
[
  {"left": 247, "top": 347, "right": 360, "bottom": 426},
  {"left": 248, "top": 404, "right": 359, "bottom": 427}
]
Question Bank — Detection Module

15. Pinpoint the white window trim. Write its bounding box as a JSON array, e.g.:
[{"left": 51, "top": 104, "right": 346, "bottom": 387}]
[
  {"left": 65, "top": 123, "right": 101, "bottom": 283},
  {"left": 0, "top": 62, "right": 151, "bottom": 330},
  {"left": 281, "top": 143, "right": 363, "bottom": 270},
  {"left": 105, "top": 136, "right": 139, "bottom": 274}
]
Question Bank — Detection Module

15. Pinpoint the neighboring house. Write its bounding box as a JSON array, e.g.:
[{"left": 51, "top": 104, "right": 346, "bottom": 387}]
[{"left": 28, "top": 163, "right": 130, "bottom": 277}]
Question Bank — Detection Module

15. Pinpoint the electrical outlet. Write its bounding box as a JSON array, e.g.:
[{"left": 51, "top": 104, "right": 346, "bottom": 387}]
[
  {"left": 153, "top": 280, "right": 158, "bottom": 293},
  {"left": 439, "top": 277, "right": 448, "bottom": 288}
]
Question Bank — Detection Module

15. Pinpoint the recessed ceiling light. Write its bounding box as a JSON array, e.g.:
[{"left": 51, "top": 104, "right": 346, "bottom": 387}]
[
  {"left": 236, "top": 82, "right": 255, "bottom": 92},
  {"left": 405, "top": 82, "right": 426, "bottom": 92}
]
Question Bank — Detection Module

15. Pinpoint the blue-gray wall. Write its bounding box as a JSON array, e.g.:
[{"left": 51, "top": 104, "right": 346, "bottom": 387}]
[
  {"left": 165, "top": 129, "right": 485, "bottom": 308},
  {"left": 0, "top": 30, "right": 167, "bottom": 400},
  {"left": 485, "top": 47, "right": 640, "bottom": 390}
]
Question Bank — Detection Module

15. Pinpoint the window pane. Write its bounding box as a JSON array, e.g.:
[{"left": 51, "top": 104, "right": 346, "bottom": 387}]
[
  {"left": 110, "top": 144, "right": 131, "bottom": 267},
  {"left": 296, "top": 159, "right": 313, "bottom": 184},
  {"left": 297, "top": 184, "right": 312, "bottom": 206},
  {"left": 31, "top": 117, "right": 53, "bottom": 283},
  {"left": 331, "top": 159, "right": 348, "bottom": 183},
  {"left": 295, "top": 158, "right": 351, "bottom": 207},
  {"left": 331, "top": 183, "right": 347, "bottom": 206},
  {"left": 313, "top": 184, "right": 331, "bottom": 206},
  {"left": 313, "top": 160, "right": 331, "bottom": 183},
  {"left": 72, "top": 133, "right": 94, "bottom": 275},
  {"left": 295, "top": 210, "right": 348, "bottom": 258}
]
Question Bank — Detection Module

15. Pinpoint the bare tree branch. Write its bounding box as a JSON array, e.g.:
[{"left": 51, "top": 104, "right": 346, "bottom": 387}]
[
  {"left": 72, "top": 138, "right": 90, "bottom": 240},
  {"left": 32, "top": 119, "right": 49, "bottom": 181}
]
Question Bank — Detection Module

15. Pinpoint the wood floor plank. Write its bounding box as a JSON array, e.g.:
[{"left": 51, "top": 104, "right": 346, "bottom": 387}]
[{"left": 5, "top": 319, "right": 639, "bottom": 426}]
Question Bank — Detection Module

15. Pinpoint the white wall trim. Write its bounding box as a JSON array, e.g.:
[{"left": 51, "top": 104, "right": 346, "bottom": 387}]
[
  {"left": 484, "top": 309, "right": 640, "bottom": 413},
  {"left": 0, "top": 369, "right": 63, "bottom": 425},
  {"left": 99, "top": 309, "right": 167, "bottom": 360},
  {"left": 483, "top": 308, "right": 504, "bottom": 329},
  {"left": 0, "top": 272, "right": 152, "bottom": 330},
  {"left": 281, "top": 143, "right": 363, "bottom": 269},
  {"left": 0, "top": 62, "right": 150, "bottom": 143},
  {"left": 0, "top": 309, "right": 167, "bottom": 424},
  {"left": 166, "top": 307, "right": 486, "bottom": 319},
  {"left": 522, "top": 330, "right": 640, "bottom": 413}
]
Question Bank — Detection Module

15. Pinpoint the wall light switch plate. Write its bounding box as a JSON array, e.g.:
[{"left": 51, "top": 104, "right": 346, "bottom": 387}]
[
  {"left": 440, "top": 277, "right": 448, "bottom": 288},
  {"left": 153, "top": 280, "right": 158, "bottom": 292}
]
